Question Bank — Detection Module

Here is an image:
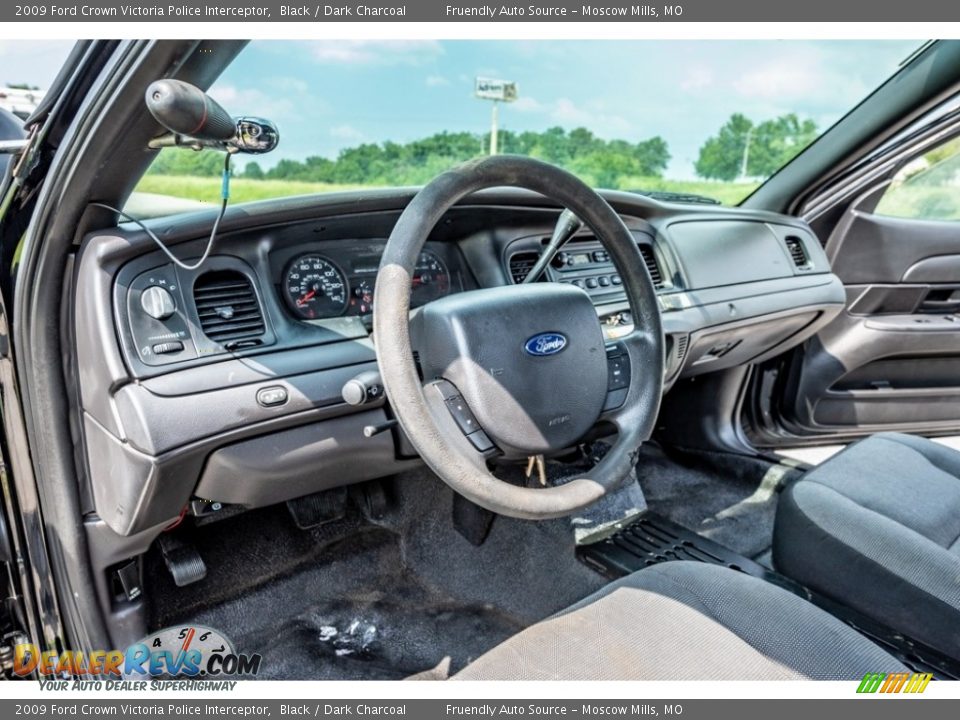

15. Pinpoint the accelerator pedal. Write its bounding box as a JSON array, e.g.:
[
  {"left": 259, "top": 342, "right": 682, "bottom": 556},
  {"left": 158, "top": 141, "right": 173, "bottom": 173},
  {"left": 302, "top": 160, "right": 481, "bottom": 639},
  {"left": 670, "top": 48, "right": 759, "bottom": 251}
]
[{"left": 157, "top": 533, "right": 207, "bottom": 587}]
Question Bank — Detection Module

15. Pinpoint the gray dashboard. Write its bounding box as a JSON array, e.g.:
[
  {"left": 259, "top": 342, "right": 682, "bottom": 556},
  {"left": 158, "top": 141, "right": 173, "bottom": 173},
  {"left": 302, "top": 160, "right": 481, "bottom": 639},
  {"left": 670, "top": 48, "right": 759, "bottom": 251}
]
[{"left": 72, "top": 187, "right": 844, "bottom": 539}]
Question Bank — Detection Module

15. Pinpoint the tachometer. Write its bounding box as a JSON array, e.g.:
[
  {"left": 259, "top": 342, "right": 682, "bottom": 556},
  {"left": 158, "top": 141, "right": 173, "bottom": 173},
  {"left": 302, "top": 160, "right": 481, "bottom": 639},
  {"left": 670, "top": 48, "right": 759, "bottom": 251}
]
[
  {"left": 411, "top": 250, "right": 450, "bottom": 306},
  {"left": 283, "top": 254, "right": 348, "bottom": 319}
]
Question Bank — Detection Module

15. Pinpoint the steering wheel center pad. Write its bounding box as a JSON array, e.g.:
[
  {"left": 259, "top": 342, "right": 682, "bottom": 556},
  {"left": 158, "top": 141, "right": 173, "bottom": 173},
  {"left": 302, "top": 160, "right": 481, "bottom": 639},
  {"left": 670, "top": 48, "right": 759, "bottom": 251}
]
[{"left": 411, "top": 283, "right": 608, "bottom": 456}]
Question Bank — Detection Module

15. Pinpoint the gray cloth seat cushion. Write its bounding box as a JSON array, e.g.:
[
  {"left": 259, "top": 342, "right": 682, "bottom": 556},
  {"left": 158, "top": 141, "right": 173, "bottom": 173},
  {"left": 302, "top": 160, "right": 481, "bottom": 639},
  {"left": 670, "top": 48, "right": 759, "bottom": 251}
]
[
  {"left": 453, "top": 561, "right": 904, "bottom": 680},
  {"left": 774, "top": 432, "right": 960, "bottom": 659}
]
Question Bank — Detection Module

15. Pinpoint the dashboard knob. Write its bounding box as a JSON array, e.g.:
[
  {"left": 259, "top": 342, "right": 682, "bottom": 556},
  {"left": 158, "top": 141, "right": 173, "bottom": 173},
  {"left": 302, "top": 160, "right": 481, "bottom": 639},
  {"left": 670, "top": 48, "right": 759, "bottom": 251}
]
[
  {"left": 342, "top": 370, "right": 384, "bottom": 406},
  {"left": 140, "top": 285, "right": 176, "bottom": 320}
]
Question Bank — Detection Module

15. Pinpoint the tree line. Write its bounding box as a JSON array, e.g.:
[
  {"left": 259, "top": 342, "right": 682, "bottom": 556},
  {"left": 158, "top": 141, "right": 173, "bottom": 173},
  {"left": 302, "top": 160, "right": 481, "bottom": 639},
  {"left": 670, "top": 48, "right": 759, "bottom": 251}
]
[{"left": 147, "top": 113, "right": 818, "bottom": 187}]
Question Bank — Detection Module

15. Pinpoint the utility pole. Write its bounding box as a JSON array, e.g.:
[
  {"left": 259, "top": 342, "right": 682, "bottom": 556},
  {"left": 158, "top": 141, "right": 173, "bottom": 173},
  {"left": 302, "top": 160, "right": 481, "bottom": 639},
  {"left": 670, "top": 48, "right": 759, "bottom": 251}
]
[
  {"left": 740, "top": 126, "right": 754, "bottom": 180},
  {"left": 475, "top": 77, "right": 517, "bottom": 156}
]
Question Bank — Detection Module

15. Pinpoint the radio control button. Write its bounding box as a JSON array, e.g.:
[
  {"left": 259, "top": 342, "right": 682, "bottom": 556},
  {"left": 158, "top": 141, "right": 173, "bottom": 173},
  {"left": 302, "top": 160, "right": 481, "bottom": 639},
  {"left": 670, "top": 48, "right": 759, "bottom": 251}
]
[
  {"left": 607, "top": 354, "right": 631, "bottom": 390},
  {"left": 445, "top": 395, "right": 481, "bottom": 435}
]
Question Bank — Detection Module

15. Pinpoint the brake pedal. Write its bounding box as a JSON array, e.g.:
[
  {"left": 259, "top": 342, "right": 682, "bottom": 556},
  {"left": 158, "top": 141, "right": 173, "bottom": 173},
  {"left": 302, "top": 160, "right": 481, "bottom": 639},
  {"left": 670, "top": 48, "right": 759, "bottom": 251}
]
[{"left": 157, "top": 533, "right": 207, "bottom": 587}]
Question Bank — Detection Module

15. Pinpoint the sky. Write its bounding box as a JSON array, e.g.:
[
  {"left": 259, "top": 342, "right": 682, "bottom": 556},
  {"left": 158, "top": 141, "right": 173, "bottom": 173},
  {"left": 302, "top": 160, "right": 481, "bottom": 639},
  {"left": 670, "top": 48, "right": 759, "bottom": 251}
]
[{"left": 1, "top": 39, "right": 921, "bottom": 179}]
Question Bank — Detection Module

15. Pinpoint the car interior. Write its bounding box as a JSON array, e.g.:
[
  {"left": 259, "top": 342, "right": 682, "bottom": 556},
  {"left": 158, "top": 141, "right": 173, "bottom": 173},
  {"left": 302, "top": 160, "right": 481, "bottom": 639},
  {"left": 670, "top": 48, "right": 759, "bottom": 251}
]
[{"left": 9, "top": 39, "right": 960, "bottom": 681}]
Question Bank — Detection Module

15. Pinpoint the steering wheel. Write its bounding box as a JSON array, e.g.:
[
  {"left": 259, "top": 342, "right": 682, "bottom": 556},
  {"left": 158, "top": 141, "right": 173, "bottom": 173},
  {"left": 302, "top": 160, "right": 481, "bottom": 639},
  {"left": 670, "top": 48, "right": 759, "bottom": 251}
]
[{"left": 373, "top": 156, "right": 664, "bottom": 519}]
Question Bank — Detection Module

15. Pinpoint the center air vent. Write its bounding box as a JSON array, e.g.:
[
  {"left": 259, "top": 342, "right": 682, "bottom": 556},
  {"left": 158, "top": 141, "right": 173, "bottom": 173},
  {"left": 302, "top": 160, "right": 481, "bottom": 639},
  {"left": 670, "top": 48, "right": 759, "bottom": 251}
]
[
  {"left": 784, "top": 236, "right": 810, "bottom": 268},
  {"left": 508, "top": 251, "right": 540, "bottom": 284},
  {"left": 638, "top": 245, "right": 665, "bottom": 288},
  {"left": 193, "top": 270, "right": 265, "bottom": 345}
]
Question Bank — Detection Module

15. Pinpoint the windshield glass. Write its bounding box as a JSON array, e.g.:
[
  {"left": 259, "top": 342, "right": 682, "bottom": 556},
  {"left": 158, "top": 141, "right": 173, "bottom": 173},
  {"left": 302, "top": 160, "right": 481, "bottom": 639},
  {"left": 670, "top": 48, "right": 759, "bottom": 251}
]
[
  {"left": 0, "top": 40, "right": 73, "bottom": 118},
  {"left": 132, "top": 40, "right": 919, "bottom": 212}
]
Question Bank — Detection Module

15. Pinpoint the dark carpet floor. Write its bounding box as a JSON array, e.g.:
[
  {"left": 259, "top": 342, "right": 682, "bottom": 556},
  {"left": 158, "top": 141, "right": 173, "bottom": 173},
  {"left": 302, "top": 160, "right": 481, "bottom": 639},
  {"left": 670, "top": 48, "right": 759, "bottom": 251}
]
[
  {"left": 144, "top": 468, "right": 605, "bottom": 680},
  {"left": 635, "top": 443, "right": 800, "bottom": 559},
  {"left": 144, "top": 445, "right": 791, "bottom": 679}
]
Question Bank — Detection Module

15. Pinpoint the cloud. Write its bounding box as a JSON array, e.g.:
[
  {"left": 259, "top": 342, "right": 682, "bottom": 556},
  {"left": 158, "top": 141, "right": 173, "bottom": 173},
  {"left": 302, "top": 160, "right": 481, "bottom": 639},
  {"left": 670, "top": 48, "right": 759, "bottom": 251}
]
[
  {"left": 496, "top": 93, "right": 631, "bottom": 135},
  {"left": 549, "top": 98, "right": 630, "bottom": 134},
  {"left": 303, "top": 40, "right": 443, "bottom": 66},
  {"left": 329, "top": 124, "right": 365, "bottom": 142},
  {"left": 426, "top": 75, "right": 449, "bottom": 87},
  {"left": 511, "top": 96, "right": 543, "bottom": 113},
  {"left": 679, "top": 66, "right": 715, "bottom": 92},
  {"left": 732, "top": 61, "right": 825, "bottom": 101},
  {"left": 209, "top": 84, "right": 299, "bottom": 121},
  {"left": 551, "top": 98, "right": 589, "bottom": 124},
  {"left": 722, "top": 44, "right": 878, "bottom": 113}
]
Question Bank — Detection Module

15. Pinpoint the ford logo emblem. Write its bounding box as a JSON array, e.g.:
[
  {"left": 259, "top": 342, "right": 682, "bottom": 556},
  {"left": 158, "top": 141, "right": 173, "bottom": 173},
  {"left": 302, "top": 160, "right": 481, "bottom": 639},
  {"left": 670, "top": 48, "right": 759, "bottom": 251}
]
[{"left": 524, "top": 332, "right": 568, "bottom": 357}]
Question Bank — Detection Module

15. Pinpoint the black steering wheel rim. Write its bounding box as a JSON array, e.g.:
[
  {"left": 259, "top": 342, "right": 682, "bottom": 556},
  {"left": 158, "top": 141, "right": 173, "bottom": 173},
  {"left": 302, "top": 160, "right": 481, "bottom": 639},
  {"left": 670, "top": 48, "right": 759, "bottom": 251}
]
[{"left": 373, "top": 155, "right": 664, "bottom": 519}]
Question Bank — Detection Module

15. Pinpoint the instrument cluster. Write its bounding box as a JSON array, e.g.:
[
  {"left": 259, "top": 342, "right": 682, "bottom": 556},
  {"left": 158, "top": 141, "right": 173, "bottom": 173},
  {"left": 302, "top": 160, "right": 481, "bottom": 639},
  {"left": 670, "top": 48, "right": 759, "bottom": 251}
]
[{"left": 279, "top": 244, "right": 457, "bottom": 321}]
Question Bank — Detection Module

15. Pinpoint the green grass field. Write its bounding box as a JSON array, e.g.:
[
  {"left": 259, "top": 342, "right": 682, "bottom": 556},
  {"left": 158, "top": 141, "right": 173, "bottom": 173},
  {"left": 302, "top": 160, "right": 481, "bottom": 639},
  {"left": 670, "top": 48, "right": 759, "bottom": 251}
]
[
  {"left": 619, "top": 176, "right": 760, "bottom": 205},
  {"left": 134, "top": 175, "right": 367, "bottom": 204},
  {"left": 135, "top": 173, "right": 760, "bottom": 207}
]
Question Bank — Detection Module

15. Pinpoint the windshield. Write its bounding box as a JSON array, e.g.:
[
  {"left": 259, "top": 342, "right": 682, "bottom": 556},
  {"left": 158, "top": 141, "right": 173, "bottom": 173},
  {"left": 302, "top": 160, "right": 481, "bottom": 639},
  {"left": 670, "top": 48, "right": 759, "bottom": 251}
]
[{"left": 132, "top": 40, "right": 919, "bottom": 212}]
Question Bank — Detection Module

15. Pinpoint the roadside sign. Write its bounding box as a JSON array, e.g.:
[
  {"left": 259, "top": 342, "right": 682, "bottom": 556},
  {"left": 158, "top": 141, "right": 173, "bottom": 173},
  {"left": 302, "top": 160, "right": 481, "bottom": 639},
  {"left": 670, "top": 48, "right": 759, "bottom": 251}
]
[{"left": 475, "top": 77, "right": 518, "bottom": 103}]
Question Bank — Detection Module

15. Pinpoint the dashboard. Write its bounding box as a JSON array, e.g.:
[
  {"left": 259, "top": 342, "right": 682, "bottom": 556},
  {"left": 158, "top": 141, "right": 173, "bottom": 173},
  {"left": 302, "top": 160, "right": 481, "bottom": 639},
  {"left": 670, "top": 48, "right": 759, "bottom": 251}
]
[{"left": 73, "top": 188, "right": 846, "bottom": 541}]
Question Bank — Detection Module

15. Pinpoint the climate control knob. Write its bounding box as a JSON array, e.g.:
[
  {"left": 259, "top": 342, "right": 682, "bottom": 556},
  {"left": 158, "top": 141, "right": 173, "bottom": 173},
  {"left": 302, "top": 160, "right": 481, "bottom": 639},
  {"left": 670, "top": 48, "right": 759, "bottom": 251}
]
[{"left": 140, "top": 285, "right": 176, "bottom": 320}]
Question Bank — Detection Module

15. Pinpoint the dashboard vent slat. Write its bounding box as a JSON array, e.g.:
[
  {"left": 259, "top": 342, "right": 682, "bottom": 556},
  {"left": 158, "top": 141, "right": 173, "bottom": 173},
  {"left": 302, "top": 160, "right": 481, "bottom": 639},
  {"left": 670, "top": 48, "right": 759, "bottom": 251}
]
[
  {"left": 508, "top": 251, "right": 540, "bottom": 284},
  {"left": 784, "top": 236, "right": 809, "bottom": 268},
  {"left": 193, "top": 270, "right": 265, "bottom": 343},
  {"left": 638, "top": 245, "right": 665, "bottom": 288}
]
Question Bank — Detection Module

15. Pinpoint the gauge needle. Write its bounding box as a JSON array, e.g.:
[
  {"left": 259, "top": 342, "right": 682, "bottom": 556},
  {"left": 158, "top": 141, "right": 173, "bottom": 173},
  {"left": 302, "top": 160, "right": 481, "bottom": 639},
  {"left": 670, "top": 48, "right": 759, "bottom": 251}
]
[
  {"left": 297, "top": 289, "right": 317, "bottom": 306},
  {"left": 181, "top": 627, "right": 195, "bottom": 652}
]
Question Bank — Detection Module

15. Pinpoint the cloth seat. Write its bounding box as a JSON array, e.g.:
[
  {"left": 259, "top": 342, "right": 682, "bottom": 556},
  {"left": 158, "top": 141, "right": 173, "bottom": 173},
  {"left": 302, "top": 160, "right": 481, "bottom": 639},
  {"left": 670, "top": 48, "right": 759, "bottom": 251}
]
[
  {"left": 453, "top": 561, "right": 904, "bottom": 680},
  {"left": 774, "top": 432, "right": 960, "bottom": 659}
]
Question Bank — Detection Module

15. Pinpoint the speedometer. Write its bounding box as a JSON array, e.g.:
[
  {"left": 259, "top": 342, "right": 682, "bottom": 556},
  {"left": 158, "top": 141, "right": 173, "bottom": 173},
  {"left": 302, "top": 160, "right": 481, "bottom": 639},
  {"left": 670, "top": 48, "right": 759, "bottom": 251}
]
[{"left": 283, "top": 254, "right": 349, "bottom": 319}]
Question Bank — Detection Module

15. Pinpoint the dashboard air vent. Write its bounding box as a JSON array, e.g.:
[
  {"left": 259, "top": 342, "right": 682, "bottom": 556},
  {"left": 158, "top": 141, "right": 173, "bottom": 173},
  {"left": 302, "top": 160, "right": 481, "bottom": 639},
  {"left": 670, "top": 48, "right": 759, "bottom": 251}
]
[
  {"left": 508, "top": 251, "right": 540, "bottom": 284},
  {"left": 638, "top": 245, "right": 664, "bottom": 288},
  {"left": 193, "top": 270, "right": 265, "bottom": 344},
  {"left": 784, "top": 236, "right": 809, "bottom": 268}
]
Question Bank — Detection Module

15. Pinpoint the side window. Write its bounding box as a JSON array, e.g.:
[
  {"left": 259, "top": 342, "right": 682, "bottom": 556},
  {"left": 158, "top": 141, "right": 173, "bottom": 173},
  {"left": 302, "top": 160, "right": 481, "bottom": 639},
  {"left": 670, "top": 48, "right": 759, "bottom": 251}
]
[{"left": 875, "top": 136, "right": 960, "bottom": 221}]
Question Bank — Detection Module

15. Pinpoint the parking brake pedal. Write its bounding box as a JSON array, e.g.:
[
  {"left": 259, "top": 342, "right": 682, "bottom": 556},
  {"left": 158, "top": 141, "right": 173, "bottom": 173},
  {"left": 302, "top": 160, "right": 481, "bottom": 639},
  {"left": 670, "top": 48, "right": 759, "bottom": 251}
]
[{"left": 157, "top": 534, "right": 207, "bottom": 587}]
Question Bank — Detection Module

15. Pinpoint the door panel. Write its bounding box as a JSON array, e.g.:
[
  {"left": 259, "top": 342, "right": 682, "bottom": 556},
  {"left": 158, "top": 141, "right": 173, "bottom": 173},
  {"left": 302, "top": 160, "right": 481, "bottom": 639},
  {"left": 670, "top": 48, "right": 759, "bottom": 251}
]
[
  {"left": 828, "top": 212, "right": 960, "bottom": 283},
  {"left": 778, "top": 210, "right": 960, "bottom": 437}
]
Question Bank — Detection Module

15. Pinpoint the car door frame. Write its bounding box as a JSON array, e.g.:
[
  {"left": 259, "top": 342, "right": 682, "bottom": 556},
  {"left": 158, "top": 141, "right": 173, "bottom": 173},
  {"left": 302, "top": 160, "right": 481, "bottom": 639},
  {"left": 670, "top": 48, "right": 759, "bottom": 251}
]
[{"left": 745, "top": 92, "right": 960, "bottom": 447}]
